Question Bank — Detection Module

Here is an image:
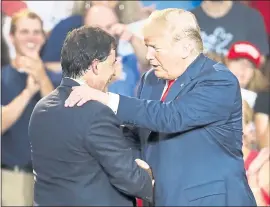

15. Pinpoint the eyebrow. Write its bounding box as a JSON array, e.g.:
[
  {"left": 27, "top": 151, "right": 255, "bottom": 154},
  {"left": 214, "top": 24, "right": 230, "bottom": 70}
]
[{"left": 146, "top": 44, "right": 158, "bottom": 49}]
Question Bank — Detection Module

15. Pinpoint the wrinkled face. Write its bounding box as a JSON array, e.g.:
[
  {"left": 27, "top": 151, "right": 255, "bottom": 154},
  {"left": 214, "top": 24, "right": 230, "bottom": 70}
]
[
  {"left": 227, "top": 59, "right": 254, "bottom": 88},
  {"left": 10, "top": 17, "right": 45, "bottom": 58},
  {"left": 143, "top": 21, "right": 186, "bottom": 80},
  {"left": 95, "top": 48, "right": 118, "bottom": 91}
]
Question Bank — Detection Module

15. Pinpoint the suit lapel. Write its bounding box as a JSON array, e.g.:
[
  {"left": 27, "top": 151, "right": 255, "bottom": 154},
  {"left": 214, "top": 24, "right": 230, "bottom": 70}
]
[
  {"left": 164, "top": 73, "right": 191, "bottom": 102},
  {"left": 150, "top": 78, "right": 166, "bottom": 100},
  {"left": 164, "top": 53, "right": 207, "bottom": 102}
]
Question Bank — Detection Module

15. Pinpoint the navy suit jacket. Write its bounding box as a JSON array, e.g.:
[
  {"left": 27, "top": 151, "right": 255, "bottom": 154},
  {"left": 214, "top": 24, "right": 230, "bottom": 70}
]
[
  {"left": 29, "top": 78, "right": 153, "bottom": 206},
  {"left": 116, "top": 54, "right": 257, "bottom": 206}
]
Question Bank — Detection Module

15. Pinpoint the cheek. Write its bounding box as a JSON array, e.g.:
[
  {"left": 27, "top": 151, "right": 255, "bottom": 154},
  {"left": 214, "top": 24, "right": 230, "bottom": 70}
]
[
  {"left": 13, "top": 36, "right": 25, "bottom": 46},
  {"left": 155, "top": 52, "right": 171, "bottom": 67},
  {"left": 230, "top": 68, "right": 239, "bottom": 77},
  {"left": 34, "top": 35, "right": 45, "bottom": 46},
  {"left": 154, "top": 53, "right": 161, "bottom": 64},
  {"left": 230, "top": 66, "right": 243, "bottom": 78},
  {"left": 106, "top": 66, "right": 114, "bottom": 78},
  {"left": 244, "top": 69, "right": 254, "bottom": 81}
]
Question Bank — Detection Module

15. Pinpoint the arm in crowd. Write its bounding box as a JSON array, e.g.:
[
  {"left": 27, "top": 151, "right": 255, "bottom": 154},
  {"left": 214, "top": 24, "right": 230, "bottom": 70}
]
[
  {"left": 15, "top": 56, "right": 54, "bottom": 97},
  {"left": 1, "top": 76, "right": 39, "bottom": 134}
]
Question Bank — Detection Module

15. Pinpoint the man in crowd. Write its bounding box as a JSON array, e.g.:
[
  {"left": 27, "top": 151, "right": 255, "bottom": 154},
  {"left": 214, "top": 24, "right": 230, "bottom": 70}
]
[
  {"left": 65, "top": 8, "right": 257, "bottom": 206},
  {"left": 29, "top": 26, "right": 153, "bottom": 206},
  {"left": 191, "top": 0, "right": 269, "bottom": 60},
  {"left": 1, "top": 10, "right": 60, "bottom": 206}
]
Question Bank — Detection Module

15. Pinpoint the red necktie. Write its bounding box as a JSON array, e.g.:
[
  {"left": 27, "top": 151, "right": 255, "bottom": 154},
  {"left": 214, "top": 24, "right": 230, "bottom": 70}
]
[{"left": 161, "top": 80, "right": 175, "bottom": 102}]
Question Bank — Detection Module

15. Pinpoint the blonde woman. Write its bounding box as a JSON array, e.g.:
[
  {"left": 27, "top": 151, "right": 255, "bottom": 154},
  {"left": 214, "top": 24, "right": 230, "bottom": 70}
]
[
  {"left": 242, "top": 100, "right": 270, "bottom": 206},
  {"left": 225, "top": 41, "right": 269, "bottom": 93}
]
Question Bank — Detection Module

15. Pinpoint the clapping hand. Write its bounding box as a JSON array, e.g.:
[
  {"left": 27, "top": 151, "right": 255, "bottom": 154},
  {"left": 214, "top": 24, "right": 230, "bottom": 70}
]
[{"left": 15, "top": 55, "right": 47, "bottom": 84}]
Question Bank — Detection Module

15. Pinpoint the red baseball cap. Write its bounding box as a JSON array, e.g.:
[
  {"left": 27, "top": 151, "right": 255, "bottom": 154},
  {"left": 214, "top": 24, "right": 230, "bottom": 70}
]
[
  {"left": 227, "top": 41, "right": 262, "bottom": 68},
  {"left": 2, "top": 1, "right": 27, "bottom": 17}
]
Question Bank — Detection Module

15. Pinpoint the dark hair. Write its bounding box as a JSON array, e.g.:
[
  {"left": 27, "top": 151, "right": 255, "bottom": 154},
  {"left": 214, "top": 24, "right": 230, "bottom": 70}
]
[{"left": 61, "top": 26, "right": 116, "bottom": 78}]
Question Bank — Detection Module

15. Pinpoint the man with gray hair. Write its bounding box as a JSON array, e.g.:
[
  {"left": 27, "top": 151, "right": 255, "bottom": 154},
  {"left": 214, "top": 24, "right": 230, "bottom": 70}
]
[{"left": 65, "top": 9, "right": 257, "bottom": 206}]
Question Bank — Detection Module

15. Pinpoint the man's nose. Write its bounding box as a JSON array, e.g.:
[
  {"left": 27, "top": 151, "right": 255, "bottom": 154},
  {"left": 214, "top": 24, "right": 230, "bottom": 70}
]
[{"left": 146, "top": 47, "right": 155, "bottom": 61}]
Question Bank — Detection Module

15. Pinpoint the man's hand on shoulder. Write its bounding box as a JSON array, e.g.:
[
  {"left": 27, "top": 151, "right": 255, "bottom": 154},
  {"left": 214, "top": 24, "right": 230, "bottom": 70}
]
[{"left": 65, "top": 85, "right": 109, "bottom": 107}]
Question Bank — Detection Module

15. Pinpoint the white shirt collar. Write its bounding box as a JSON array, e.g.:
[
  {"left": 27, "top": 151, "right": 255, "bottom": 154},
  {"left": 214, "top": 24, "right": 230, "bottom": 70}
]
[{"left": 65, "top": 77, "right": 86, "bottom": 85}]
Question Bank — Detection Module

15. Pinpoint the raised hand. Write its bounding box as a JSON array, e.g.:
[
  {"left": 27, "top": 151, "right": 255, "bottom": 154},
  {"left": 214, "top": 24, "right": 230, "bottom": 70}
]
[
  {"left": 15, "top": 55, "right": 47, "bottom": 84},
  {"left": 25, "top": 75, "right": 40, "bottom": 96}
]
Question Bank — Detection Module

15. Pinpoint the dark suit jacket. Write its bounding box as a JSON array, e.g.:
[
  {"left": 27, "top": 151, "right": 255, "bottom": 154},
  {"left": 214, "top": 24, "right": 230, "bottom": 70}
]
[
  {"left": 117, "top": 54, "right": 257, "bottom": 206},
  {"left": 29, "top": 78, "right": 152, "bottom": 206}
]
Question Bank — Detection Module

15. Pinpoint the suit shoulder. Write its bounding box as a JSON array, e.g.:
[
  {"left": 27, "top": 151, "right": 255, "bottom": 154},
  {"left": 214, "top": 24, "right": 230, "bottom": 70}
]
[
  {"left": 84, "top": 101, "right": 117, "bottom": 120},
  {"left": 203, "top": 59, "right": 239, "bottom": 85},
  {"left": 83, "top": 101, "right": 121, "bottom": 130}
]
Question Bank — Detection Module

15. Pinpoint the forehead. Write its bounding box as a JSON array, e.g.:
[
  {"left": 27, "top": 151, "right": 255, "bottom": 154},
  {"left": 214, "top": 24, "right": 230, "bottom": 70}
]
[
  {"left": 15, "top": 17, "right": 42, "bottom": 29},
  {"left": 143, "top": 21, "right": 170, "bottom": 45},
  {"left": 229, "top": 58, "right": 254, "bottom": 67},
  {"left": 85, "top": 8, "right": 118, "bottom": 27}
]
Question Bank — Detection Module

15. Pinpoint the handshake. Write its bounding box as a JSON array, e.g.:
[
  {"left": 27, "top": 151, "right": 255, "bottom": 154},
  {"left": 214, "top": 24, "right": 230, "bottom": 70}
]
[{"left": 135, "top": 159, "right": 155, "bottom": 186}]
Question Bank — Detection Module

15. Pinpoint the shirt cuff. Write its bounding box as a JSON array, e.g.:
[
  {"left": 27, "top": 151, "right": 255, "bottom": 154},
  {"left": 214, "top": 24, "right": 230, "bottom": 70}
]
[{"left": 107, "top": 92, "right": 120, "bottom": 114}]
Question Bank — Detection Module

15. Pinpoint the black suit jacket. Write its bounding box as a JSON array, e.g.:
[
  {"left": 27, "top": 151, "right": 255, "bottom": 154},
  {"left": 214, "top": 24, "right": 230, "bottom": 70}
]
[{"left": 29, "top": 78, "right": 153, "bottom": 206}]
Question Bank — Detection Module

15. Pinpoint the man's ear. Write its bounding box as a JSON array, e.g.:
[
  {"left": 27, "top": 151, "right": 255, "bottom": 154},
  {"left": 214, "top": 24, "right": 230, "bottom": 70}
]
[
  {"left": 178, "top": 39, "right": 194, "bottom": 59},
  {"left": 91, "top": 59, "right": 99, "bottom": 75}
]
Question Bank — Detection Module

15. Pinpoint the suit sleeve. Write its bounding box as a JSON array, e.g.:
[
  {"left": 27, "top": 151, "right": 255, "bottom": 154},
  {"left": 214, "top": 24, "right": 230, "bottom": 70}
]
[
  {"left": 117, "top": 71, "right": 239, "bottom": 133},
  {"left": 84, "top": 104, "right": 153, "bottom": 202},
  {"left": 119, "top": 71, "right": 147, "bottom": 145}
]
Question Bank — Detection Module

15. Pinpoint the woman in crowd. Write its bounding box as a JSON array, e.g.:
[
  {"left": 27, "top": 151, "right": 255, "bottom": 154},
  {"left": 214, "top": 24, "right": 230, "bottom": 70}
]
[
  {"left": 225, "top": 41, "right": 269, "bottom": 93},
  {"left": 254, "top": 57, "right": 270, "bottom": 148},
  {"left": 225, "top": 41, "right": 269, "bottom": 148},
  {"left": 242, "top": 100, "right": 269, "bottom": 206}
]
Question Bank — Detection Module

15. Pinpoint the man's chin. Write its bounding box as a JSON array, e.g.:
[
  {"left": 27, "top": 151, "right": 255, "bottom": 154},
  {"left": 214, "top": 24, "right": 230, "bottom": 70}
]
[
  {"left": 22, "top": 50, "right": 40, "bottom": 58},
  {"left": 154, "top": 70, "right": 166, "bottom": 79}
]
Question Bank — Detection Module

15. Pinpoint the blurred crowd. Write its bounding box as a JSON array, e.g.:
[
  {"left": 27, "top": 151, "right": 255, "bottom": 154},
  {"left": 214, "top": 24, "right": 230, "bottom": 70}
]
[{"left": 1, "top": 1, "right": 270, "bottom": 206}]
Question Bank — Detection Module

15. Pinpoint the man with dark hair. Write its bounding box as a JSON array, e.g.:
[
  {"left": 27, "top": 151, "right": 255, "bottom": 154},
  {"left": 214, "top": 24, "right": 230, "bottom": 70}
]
[{"left": 29, "top": 26, "right": 153, "bottom": 206}]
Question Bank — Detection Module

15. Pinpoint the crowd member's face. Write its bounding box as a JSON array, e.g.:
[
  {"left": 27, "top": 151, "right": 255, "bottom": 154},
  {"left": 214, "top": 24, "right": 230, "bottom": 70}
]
[
  {"left": 91, "top": 1, "right": 119, "bottom": 9},
  {"left": 227, "top": 59, "right": 254, "bottom": 88},
  {"left": 242, "top": 101, "right": 256, "bottom": 148},
  {"left": 84, "top": 6, "right": 118, "bottom": 37},
  {"left": 10, "top": 17, "right": 45, "bottom": 58},
  {"left": 87, "top": 48, "right": 118, "bottom": 91},
  {"left": 143, "top": 21, "right": 187, "bottom": 80}
]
